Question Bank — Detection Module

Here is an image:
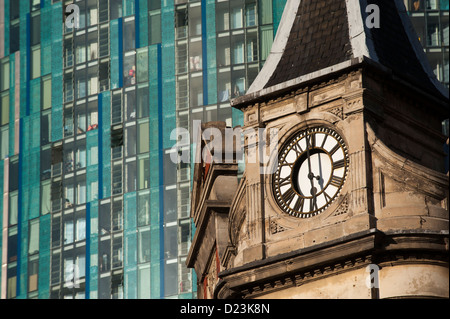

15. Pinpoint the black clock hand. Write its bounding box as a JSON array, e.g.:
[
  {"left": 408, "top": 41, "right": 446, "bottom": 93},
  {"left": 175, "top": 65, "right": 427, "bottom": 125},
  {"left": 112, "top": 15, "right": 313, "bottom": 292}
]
[{"left": 305, "top": 134, "right": 317, "bottom": 204}]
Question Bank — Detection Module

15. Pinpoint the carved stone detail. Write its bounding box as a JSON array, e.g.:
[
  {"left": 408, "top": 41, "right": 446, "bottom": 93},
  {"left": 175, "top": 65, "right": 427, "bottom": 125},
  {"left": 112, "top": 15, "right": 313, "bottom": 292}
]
[
  {"left": 332, "top": 195, "right": 349, "bottom": 216},
  {"left": 269, "top": 219, "right": 288, "bottom": 234},
  {"left": 327, "top": 106, "right": 344, "bottom": 120}
]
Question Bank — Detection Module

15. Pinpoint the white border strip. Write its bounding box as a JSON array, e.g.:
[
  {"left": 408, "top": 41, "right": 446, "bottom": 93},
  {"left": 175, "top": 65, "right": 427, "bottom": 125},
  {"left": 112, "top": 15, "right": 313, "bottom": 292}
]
[{"left": 345, "top": 0, "right": 378, "bottom": 62}]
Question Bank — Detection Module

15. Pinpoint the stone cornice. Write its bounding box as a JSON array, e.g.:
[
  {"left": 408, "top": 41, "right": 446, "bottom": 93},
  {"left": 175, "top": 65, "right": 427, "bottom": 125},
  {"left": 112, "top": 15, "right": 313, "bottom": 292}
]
[{"left": 215, "top": 229, "right": 448, "bottom": 298}]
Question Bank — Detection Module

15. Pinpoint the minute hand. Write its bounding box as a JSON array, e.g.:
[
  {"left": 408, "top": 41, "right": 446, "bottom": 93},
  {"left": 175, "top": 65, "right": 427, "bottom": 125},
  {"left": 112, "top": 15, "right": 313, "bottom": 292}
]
[{"left": 305, "top": 135, "right": 315, "bottom": 189}]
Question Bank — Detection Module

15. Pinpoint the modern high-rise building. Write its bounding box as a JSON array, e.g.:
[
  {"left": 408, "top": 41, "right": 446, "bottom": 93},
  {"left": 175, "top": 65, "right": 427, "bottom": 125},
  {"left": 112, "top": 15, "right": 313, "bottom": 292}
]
[
  {"left": 0, "top": 0, "right": 447, "bottom": 300},
  {"left": 0, "top": 0, "right": 287, "bottom": 299},
  {"left": 404, "top": 0, "right": 449, "bottom": 90}
]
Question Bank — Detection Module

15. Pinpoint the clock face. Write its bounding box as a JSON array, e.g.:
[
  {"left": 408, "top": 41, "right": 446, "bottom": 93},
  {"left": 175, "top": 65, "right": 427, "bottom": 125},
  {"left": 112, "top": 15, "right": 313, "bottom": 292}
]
[{"left": 272, "top": 127, "right": 349, "bottom": 218}]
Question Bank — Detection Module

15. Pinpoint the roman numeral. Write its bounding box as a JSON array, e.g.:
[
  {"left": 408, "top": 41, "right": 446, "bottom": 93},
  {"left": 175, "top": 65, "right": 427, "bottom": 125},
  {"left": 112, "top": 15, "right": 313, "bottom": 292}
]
[
  {"left": 330, "top": 175, "right": 343, "bottom": 188},
  {"left": 278, "top": 175, "right": 291, "bottom": 188},
  {"left": 329, "top": 143, "right": 340, "bottom": 155},
  {"left": 293, "top": 196, "right": 305, "bottom": 212},
  {"left": 323, "top": 191, "right": 332, "bottom": 202},
  {"left": 282, "top": 188, "right": 296, "bottom": 206},
  {"left": 279, "top": 160, "right": 293, "bottom": 168},
  {"left": 291, "top": 142, "right": 303, "bottom": 156},
  {"left": 333, "top": 159, "right": 345, "bottom": 170},
  {"left": 306, "top": 134, "right": 316, "bottom": 148},
  {"left": 320, "top": 134, "right": 328, "bottom": 148},
  {"left": 309, "top": 197, "right": 318, "bottom": 212}
]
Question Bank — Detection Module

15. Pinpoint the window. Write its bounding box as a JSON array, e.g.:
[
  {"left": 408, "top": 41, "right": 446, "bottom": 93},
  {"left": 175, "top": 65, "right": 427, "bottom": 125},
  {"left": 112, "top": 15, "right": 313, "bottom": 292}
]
[
  {"left": 125, "top": 89, "right": 136, "bottom": 121},
  {"left": 75, "top": 254, "right": 86, "bottom": 278},
  {"left": 77, "top": 180, "right": 86, "bottom": 205},
  {"left": 231, "top": 6, "right": 243, "bottom": 29},
  {"left": 10, "top": 21, "right": 20, "bottom": 53},
  {"left": 64, "top": 182, "right": 75, "bottom": 208},
  {"left": 64, "top": 256, "right": 74, "bottom": 284},
  {"left": 138, "top": 121, "right": 149, "bottom": 153},
  {"left": 10, "top": 0, "right": 20, "bottom": 20},
  {"left": 75, "top": 42, "right": 87, "bottom": 65},
  {"left": 76, "top": 72, "right": 87, "bottom": 99},
  {"left": 64, "top": 220, "right": 74, "bottom": 245},
  {"left": 123, "top": 18, "right": 136, "bottom": 52},
  {"left": 64, "top": 73, "right": 73, "bottom": 102},
  {"left": 31, "top": 46, "right": 41, "bottom": 79},
  {"left": 29, "top": 219, "right": 40, "bottom": 255},
  {"left": 88, "top": 4, "right": 98, "bottom": 26},
  {"left": 7, "top": 265, "right": 17, "bottom": 299},
  {"left": 87, "top": 101, "right": 98, "bottom": 131},
  {"left": 138, "top": 264, "right": 151, "bottom": 299},
  {"left": 88, "top": 67, "right": 99, "bottom": 96},
  {"left": 189, "top": 6, "right": 202, "bottom": 37},
  {"left": 137, "top": 85, "right": 149, "bottom": 118},
  {"left": 138, "top": 190, "right": 150, "bottom": 226},
  {"left": 99, "top": 202, "right": 111, "bottom": 235},
  {"left": 246, "top": 3, "right": 257, "bottom": 27},
  {"left": 30, "top": 0, "right": 40, "bottom": 12},
  {"left": 247, "top": 33, "right": 258, "bottom": 62},
  {"left": 232, "top": 39, "right": 245, "bottom": 64},
  {"left": 9, "top": 191, "right": 19, "bottom": 226},
  {"left": 1, "top": 92, "right": 9, "bottom": 126},
  {"left": 76, "top": 216, "right": 86, "bottom": 242},
  {"left": 51, "top": 250, "right": 61, "bottom": 285},
  {"left": 175, "top": 7, "right": 188, "bottom": 39},
  {"left": 216, "top": 3, "right": 230, "bottom": 32},
  {"left": 112, "top": 200, "right": 123, "bottom": 231},
  {"left": 148, "top": 0, "right": 161, "bottom": 10},
  {"left": 41, "top": 76, "right": 52, "bottom": 110},
  {"left": 88, "top": 145, "right": 98, "bottom": 166},
  {"left": 0, "top": 127, "right": 9, "bottom": 159},
  {"left": 138, "top": 155, "right": 150, "bottom": 190},
  {"left": 110, "top": 0, "right": 123, "bottom": 20},
  {"left": 136, "top": 48, "right": 149, "bottom": 83},
  {"left": 125, "top": 125, "right": 136, "bottom": 157},
  {"left": 41, "top": 181, "right": 51, "bottom": 215},
  {"left": 259, "top": 0, "right": 273, "bottom": 25},
  {"left": 138, "top": 227, "right": 151, "bottom": 263},
  {"left": 76, "top": 104, "right": 87, "bottom": 134},
  {"left": 124, "top": 52, "right": 136, "bottom": 87},
  {"left": 87, "top": 32, "right": 98, "bottom": 61},
  {"left": 260, "top": 25, "right": 274, "bottom": 61},
  {"left": 64, "top": 107, "right": 74, "bottom": 137},
  {"left": 31, "top": 13, "right": 41, "bottom": 46},
  {"left": 126, "top": 160, "right": 137, "bottom": 192},
  {"left": 41, "top": 111, "right": 51, "bottom": 145},
  {"left": 28, "top": 258, "right": 39, "bottom": 293},
  {"left": 76, "top": 144, "right": 86, "bottom": 169},
  {"left": 112, "top": 162, "right": 123, "bottom": 195},
  {"left": 112, "top": 235, "right": 123, "bottom": 269},
  {"left": 1, "top": 58, "right": 10, "bottom": 91},
  {"left": 149, "top": 11, "right": 162, "bottom": 44}
]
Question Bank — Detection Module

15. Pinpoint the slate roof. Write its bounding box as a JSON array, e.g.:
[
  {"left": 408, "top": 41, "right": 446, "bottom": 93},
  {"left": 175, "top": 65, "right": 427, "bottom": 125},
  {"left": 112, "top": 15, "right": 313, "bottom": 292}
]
[
  {"left": 265, "top": 0, "right": 353, "bottom": 88},
  {"left": 233, "top": 0, "right": 448, "bottom": 108}
]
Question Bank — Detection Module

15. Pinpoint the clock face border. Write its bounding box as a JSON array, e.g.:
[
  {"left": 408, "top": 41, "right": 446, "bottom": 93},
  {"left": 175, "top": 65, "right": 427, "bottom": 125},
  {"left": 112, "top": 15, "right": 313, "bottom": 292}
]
[{"left": 272, "top": 126, "right": 349, "bottom": 218}]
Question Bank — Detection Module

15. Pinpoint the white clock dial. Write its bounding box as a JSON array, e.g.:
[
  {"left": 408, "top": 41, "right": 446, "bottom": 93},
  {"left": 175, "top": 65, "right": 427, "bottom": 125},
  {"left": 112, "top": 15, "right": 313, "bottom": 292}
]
[{"left": 273, "top": 127, "right": 349, "bottom": 218}]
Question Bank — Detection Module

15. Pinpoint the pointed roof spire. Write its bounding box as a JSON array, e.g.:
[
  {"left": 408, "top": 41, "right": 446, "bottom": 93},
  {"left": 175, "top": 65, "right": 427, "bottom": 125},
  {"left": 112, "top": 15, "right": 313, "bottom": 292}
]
[{"left": 233, "top": 0, "right": 448, "bottom": 108}]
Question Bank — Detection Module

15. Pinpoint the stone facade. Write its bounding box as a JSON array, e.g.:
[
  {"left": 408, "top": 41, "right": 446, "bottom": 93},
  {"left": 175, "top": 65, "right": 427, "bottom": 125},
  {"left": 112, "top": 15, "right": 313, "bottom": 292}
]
[{"left": 186, "top": 0, "right": 449, "bottom": 299}]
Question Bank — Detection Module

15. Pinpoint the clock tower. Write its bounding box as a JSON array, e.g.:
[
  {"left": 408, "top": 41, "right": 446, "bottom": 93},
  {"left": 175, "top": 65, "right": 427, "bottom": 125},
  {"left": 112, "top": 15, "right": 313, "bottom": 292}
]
[{"left": 187, "top": 0, "right": 449, "bottom": 299}]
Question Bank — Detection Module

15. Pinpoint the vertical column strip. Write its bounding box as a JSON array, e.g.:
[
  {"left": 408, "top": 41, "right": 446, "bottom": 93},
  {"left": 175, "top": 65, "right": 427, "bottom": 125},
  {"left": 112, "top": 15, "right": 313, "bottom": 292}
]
[
  {"left": 0, "top": 0, "right": 4, "bottom": 58},
  {"left": 14, "top": 51, "right": 20, "bottom": 155},
  {"left": 1, "top": 158, "right": 9, "bottom": 299}
]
